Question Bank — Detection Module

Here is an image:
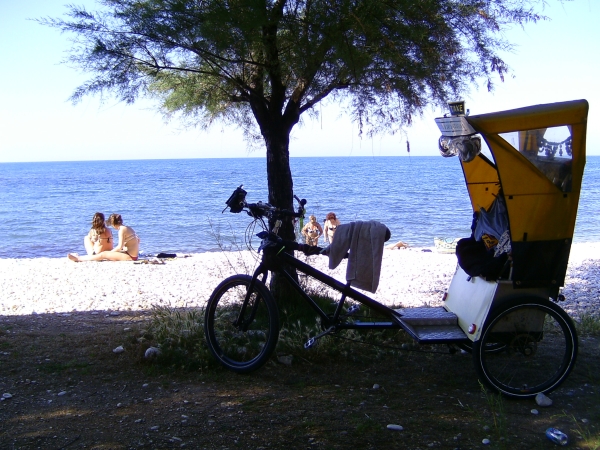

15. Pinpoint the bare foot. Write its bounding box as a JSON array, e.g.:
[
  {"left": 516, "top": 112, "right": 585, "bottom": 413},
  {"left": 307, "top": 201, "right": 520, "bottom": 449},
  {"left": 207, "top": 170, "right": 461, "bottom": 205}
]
[{"left": 67, "top": 253, "right": 80, "bottom": 262}]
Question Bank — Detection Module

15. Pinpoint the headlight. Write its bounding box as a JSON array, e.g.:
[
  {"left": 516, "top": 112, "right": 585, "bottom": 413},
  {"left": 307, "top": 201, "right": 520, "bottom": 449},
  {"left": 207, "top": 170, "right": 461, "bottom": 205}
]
[{"left": 438, "top": 135, "right": 481, "bottom": 162}]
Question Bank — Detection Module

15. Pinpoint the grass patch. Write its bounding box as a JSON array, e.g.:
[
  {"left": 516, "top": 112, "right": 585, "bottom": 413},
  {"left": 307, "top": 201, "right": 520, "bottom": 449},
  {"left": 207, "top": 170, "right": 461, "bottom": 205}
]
[
  {"left": 553, "top": 412, "right": 600, "bottom": 450},
  {"left": 576, "top": 313, "right": 600, "bottom": 336},
  {"left": 352, "top": 415, "right": 381, "bottom": 434},
  {"left": 144, "top": 275, "right": 412, "bottom": 373},
  {"left": 480, "top": 382, "right": 509, "bottom": 448},
  {"left": 39, "top": 360, "right": 93, "bottom": 374},
  {"left": 144, "top": 305, "right": 212, "bottom": 371},
  {"left": 275, "top": 287, "right": 411, "bottom": 364}
]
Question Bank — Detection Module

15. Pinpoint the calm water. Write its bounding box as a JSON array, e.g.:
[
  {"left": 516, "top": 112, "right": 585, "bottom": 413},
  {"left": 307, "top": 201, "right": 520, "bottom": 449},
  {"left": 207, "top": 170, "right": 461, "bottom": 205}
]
[{"left": 1, "top": 156, "right": 599, "bottom": 258}]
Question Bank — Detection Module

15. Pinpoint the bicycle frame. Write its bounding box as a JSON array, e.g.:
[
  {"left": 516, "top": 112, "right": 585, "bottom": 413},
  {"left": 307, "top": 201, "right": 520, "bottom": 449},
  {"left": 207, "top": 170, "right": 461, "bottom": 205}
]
[{"left": 246, "top": 244, "right": 412, "bottom": 339}]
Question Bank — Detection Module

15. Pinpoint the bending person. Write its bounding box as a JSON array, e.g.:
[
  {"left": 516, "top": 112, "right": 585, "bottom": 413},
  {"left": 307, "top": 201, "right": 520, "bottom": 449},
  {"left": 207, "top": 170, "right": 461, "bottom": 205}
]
[
  {"left": 69, "top": 213, "right": 139, "bottom": 262},
  {"left": 83, "top": 212, "right": 113, "bottom": 255}
]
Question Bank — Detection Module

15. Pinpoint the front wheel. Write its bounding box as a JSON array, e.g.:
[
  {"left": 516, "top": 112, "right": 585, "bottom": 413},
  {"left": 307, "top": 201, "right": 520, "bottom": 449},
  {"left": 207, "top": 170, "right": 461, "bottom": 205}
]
[
  {"left": 204, "top": 274, "right": 279, "bottom": 373},
  {"left": 473, "top": 299, "right": 578, "bottom": 398}
]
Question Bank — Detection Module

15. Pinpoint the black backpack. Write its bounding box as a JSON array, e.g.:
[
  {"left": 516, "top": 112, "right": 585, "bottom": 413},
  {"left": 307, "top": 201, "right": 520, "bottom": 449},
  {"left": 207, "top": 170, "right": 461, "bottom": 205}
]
[{"left": 455, "top": 237, "right": 508, "bottom": 280}]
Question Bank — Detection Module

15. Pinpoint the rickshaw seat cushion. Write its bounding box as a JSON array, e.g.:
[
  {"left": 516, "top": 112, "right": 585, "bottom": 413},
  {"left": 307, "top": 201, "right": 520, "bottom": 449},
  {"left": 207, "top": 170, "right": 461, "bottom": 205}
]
[{"left": 456, "top": 237, "right": 508, "bottom": 280}]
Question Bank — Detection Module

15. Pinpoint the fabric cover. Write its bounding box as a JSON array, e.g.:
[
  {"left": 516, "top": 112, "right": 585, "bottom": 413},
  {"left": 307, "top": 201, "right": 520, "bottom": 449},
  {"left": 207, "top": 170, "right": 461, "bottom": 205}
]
[{"left": 328, "top": 221, "right": 390, "bottom": 293}]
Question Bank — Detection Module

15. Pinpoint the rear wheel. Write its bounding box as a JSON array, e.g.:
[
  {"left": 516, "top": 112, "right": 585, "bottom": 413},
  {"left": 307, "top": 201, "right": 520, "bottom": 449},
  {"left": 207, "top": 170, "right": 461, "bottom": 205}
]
[
  {"left": 205, "top": 275, "right": 279, "bottom": 373},
  {"left": 473, "top": 299, "right": 578, "bottom": 398}
]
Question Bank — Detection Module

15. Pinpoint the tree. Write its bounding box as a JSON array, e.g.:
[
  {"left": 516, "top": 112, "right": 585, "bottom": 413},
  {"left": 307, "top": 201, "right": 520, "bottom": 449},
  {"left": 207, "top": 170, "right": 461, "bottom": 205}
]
[{"left": 42, "top": 0, "right": 552, "bottom": 238}]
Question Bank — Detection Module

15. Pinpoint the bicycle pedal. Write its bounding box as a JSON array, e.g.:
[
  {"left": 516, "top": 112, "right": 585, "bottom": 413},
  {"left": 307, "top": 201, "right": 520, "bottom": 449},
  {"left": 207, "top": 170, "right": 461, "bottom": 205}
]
[
  {"left": 347, "top": 305, "right": 360, "bottom": 315},
  {"left": 304, "top": 338, "right": 316, "bottom": 349}
]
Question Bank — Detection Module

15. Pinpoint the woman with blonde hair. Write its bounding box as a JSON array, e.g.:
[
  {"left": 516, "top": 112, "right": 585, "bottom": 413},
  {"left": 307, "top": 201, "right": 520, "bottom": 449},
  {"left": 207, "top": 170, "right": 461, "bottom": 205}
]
[
  {"left": 83, "top": 212, "right": 113, "bottom": 255},
  {"left": 69, "top": 213, "right": 140, "bottom": 262},
  {"left": 301, "top": 215, "right": 323, "bottom": 246},
  {"left": 323, "top": 212, "right": 341, "bottom": 244}
]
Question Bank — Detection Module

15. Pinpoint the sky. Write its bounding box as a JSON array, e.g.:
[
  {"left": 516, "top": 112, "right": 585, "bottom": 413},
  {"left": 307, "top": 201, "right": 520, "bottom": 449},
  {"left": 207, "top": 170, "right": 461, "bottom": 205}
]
[{"left": 0, "top": 0, "right": 598, "bottom": 162}]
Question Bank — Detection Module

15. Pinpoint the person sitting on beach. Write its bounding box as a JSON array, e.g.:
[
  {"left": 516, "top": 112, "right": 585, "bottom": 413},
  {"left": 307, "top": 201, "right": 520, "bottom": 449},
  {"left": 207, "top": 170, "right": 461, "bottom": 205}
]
[
  {"left": 387, "top": 240, "right": 410, "bottom": 250},
  {"left": 68, "top": 213, "right": 140, "bottom": 262},
  {"left": 83, "top": 212, "right": 113, "bottom": 255},
  {"left": 301, "top": 215, "right": 323, "bottom": 246},
  {"left": 323, "top": 212, "right": 341, "bottom": 244}
]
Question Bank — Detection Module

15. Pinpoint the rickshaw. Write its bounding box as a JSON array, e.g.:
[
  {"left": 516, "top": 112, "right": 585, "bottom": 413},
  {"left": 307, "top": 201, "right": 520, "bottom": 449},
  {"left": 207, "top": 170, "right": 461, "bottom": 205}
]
[{"left": 205, "top": 99, "right": 588, "bottom": 399}]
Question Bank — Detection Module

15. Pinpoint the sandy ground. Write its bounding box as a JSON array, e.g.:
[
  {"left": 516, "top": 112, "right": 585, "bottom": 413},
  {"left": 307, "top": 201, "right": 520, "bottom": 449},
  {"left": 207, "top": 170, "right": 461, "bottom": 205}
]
[{"left": 1, "top": 242, "right": 599, "bottom": 317}]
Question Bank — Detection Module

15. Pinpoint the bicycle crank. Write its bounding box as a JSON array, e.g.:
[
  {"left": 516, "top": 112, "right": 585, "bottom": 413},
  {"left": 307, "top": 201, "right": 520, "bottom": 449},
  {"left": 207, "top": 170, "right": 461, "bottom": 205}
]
[{"left": 304, "top": 326, "right": 336, "bottom": 349}]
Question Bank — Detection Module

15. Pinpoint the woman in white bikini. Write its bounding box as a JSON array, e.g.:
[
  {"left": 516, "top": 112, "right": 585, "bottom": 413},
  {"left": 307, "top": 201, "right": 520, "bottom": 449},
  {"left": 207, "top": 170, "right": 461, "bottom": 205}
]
[
  {"left": 83, "top": 212, "right": 113, "bottom": 255},
  {"left": 301, "top": 215, "right": 323, "bottom": 246},
  {"left": 69, "top": 213, "right": 139, "bottom": 262},
  {"left": 323, "top": 212, "right": 341, "bottom": 244}
]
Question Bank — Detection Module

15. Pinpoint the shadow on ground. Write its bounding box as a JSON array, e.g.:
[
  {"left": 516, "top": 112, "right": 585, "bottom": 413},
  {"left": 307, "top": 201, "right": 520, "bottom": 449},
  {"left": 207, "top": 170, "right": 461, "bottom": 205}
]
[{"left": 1, "top": 311, "right": 599, "bottom": 449}]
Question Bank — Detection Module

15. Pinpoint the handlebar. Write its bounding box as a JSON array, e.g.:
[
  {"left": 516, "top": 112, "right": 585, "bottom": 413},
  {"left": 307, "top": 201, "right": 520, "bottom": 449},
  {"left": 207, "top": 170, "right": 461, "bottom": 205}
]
[
  {"left": 224, "top": 185, "right": 306, "bottom": 220},
  {"left": 224, "top": 186, "right": 322, "bottom": 256}
]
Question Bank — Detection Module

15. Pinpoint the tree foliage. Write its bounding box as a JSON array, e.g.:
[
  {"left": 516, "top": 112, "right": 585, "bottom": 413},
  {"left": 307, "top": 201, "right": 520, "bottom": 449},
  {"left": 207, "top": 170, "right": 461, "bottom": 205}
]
[{"left": 41, "top": 0, "right": 551, "bottom": 233}]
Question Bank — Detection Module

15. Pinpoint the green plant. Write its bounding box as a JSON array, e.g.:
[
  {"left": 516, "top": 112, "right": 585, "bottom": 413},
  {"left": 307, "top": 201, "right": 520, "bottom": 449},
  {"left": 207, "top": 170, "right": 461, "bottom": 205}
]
[
  {"left": 576, "top": 313, "right": 600, "bottom": 336},
  {"left": 480, "top": 382, "right": 509, "bottom": 448},
  {"left": 553, "top": 412, "right": 600, "bottom": 450},
  {"left": 208, "top": 220, "right": 254, "bottom": 277},
  {"left": 146, "top": 305, "right": 212, "bottom": 370},
  {"left": 275, "top": 280, "right": 412, "bottom": 363}
]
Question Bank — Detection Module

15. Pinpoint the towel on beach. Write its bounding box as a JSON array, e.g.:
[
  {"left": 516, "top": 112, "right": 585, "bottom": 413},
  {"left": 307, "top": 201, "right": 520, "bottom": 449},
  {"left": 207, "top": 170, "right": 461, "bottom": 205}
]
[{"left": 328, "top": 221, "right": 390, "bottom": 293}]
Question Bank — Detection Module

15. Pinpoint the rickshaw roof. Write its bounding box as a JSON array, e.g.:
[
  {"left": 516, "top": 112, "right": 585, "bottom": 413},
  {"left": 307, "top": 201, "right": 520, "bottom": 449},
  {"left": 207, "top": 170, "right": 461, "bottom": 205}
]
[{"left": 466, "top": 100, "right": 588, "bottom": 135}]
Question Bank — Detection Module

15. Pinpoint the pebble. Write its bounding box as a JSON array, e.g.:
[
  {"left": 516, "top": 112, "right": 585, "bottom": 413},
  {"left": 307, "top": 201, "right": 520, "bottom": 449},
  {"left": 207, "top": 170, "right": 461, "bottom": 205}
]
[
  {"left": 113, "top": 346, "right": 124, "bottom": 354},
  {"left": 57, "top": 391, "right": 67, "bottom": 396},
  {"left": 535, "top": 393, "right": 553, "bottom": 407},
  {"left": 387, "top": 424, "right": 403, "bottom": 431},
  {"left": 482, "top": 438, "right": 490, "bottom": 445},
  {"left": 277, "top": 355, "right": 293, "bottom": 366},
  {"left": 144, "top": 347, "right": 161, "bottom": 359},
  {"left": 2, "top": 393, "right": 13, "bottom": 399},
  {"left": 1, "top": 243, "right": 598, "bottom": 317},
  {"left": 531, "top": 409, "right": 539, "bottom": 415},
  {"left": 373, "top": 384, "right": 380, "bottom": 390}
]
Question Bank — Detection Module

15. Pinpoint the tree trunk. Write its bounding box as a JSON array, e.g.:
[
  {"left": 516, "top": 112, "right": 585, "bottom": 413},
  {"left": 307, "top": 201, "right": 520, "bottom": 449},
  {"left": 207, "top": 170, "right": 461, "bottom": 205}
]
[
  {"left": 263, "top": 126, "right": 295, "bottom": 239},
  {"left": 261, "top": 122, "right": 311, "bottom": 319}
]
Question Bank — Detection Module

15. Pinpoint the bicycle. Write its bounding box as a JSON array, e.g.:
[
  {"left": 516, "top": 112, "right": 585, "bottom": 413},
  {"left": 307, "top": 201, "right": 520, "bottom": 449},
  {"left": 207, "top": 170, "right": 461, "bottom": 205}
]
[{"left": 204, "top": 185, "right": 578, "bottom": 398}]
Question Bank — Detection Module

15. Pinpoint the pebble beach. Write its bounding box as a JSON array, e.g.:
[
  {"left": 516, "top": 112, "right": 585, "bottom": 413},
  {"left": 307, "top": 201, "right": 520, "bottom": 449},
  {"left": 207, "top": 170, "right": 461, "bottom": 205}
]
[{"left": 1, "top": 243, "right": 599, "bottom": 318}]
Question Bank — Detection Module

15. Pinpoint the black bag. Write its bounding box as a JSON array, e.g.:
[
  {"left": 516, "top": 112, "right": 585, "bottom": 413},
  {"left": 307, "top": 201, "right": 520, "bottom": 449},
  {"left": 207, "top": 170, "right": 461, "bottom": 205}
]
[
  {"left": 156, "top": 253, "right": 177, "bottom": 259},
  {"left": 455, "top": 237, "right": 508, "bottom": 280},
  {"left": 225, "top": 185, "right": 247, "bottom": 213}
]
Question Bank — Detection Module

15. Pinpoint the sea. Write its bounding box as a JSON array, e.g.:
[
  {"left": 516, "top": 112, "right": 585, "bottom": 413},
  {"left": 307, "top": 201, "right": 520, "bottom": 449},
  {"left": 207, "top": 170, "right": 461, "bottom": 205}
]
[{"left": 1, "top": 156, "right": 599, "bottom": 259}]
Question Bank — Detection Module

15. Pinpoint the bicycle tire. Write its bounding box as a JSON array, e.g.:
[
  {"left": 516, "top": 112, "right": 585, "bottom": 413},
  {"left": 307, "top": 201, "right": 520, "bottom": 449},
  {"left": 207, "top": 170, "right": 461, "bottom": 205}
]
[
  {"left": 473, "top": 299, "right": 578, "bottom": 398},
  {"left": 204, "top": 274, "right": 279, "bottom": 373}
]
